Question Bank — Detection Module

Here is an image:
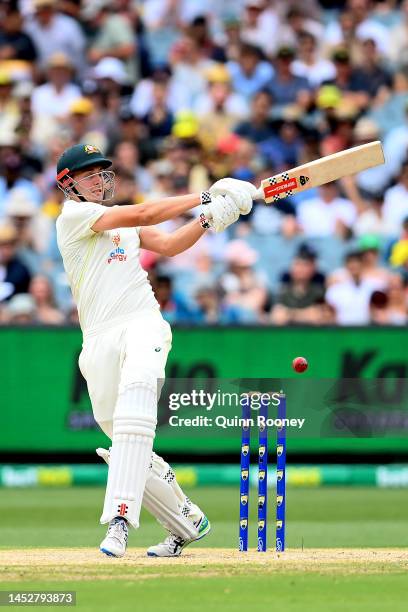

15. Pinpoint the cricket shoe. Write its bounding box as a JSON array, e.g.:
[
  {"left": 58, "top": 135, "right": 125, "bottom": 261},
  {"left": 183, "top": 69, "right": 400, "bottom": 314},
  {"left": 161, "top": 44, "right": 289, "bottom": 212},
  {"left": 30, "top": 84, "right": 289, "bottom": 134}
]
[
  {"left": 146, "top": 514, "right": 211, "bottom": 557},
  {"left": 100, "top": 517, "right": 128, "bottom": 557}
]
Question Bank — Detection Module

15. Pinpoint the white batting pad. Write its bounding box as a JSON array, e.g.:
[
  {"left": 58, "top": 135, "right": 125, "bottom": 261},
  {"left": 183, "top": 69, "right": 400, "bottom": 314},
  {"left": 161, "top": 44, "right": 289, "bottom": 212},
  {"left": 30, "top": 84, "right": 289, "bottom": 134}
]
[
  {"left": 100, "top": 382, "right": 157, "bottom": 528},
  {"left": 143, "top": 453, "right": 200, "bottom": 540}
]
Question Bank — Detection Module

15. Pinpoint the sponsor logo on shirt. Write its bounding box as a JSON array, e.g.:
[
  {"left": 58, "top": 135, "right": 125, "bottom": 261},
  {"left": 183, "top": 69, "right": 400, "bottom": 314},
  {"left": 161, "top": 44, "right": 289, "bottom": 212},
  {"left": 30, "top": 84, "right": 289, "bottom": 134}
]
[{"left": 107, "top": 232, "right": 127, "bottom": 264}]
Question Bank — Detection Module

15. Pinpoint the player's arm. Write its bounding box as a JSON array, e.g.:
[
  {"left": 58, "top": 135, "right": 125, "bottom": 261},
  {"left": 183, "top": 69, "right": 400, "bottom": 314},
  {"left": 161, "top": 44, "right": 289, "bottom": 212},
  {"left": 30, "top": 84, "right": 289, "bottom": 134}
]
[
  {"left": 139, "top": 219, "right": 206, "bottom": 257},
  {"left": 91, "top": 194, "right": 201, "bottom": 232}
]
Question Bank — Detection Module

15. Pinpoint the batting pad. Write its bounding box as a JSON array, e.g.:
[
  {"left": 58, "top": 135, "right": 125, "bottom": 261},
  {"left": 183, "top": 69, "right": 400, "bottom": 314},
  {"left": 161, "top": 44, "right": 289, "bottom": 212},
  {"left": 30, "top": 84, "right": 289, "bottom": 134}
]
[
  {"left": 143, "top": 453, "right": 200, "bottom": 540},
  {"left": 100, "top": 382, "right": 157, "bottom": 528}
]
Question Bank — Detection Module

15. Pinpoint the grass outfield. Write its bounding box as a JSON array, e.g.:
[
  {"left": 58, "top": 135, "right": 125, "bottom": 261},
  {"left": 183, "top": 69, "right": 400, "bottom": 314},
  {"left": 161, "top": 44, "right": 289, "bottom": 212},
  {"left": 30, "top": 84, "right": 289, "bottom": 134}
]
[{"left": 1, "top": 486, "right": 408, "bottom": 611}]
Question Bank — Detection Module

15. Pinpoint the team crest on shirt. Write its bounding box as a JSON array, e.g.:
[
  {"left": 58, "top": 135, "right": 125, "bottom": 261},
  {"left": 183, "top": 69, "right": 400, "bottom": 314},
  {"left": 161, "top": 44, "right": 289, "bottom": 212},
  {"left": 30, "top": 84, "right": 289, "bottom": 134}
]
[{"left": 107, "top": 232, "right": 127, "bottom": 264}]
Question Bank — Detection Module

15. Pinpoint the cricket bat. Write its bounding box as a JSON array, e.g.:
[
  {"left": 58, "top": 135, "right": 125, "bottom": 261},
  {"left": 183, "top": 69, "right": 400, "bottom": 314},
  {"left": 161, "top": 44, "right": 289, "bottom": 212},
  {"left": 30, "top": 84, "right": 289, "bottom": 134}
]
[{"left": 254, "top": 141, "right": 384, "bottom": 203}]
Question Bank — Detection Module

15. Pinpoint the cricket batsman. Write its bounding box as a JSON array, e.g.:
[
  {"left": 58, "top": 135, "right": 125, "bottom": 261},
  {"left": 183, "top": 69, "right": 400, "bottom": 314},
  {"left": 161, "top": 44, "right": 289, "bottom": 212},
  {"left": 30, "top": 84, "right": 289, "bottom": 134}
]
[{"left": 55, "top": 143, "right": 256, "bottom": 558}]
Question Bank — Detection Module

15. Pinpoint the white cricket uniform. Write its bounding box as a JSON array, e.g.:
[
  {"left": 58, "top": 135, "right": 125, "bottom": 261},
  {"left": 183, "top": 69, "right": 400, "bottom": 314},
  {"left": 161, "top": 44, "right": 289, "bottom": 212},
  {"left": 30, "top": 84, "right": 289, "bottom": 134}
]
[
  {"left": 56, "top": 199, "right": 172, "bottom": 425},
  {"left": 56, "top": 198, "right": 203, "bottom": 536}
]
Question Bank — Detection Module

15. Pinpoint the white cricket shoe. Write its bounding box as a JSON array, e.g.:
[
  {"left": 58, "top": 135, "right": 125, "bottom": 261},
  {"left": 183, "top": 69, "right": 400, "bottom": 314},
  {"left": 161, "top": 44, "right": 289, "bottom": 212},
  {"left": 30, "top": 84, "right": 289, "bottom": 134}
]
[
  {"left": 147, "top": 514, "right": 211, "bottom": 557},
  {"left": 100, "top": 517, "right": 128, "bottom": 558}
]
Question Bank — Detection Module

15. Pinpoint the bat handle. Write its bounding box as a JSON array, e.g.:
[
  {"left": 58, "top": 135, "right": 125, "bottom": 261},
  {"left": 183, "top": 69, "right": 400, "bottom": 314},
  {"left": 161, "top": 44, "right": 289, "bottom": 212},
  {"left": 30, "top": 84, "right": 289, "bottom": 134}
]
[{"left": 253, "top": 187, "right": 264, "bottom": 200}]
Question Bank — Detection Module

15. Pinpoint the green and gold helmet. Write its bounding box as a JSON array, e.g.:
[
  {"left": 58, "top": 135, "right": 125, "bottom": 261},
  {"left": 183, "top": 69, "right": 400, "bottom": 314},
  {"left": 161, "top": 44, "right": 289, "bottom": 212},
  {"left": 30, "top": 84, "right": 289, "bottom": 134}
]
[{"left": 56, "top": 143, "right": 114, "bottom": 202}]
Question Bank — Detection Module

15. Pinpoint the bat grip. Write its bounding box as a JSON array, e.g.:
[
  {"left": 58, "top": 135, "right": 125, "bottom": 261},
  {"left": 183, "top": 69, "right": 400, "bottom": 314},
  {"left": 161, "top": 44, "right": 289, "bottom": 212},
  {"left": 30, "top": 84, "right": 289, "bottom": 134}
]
[{"left": 253, "top": 187, "right": 264, "bottom": 200}]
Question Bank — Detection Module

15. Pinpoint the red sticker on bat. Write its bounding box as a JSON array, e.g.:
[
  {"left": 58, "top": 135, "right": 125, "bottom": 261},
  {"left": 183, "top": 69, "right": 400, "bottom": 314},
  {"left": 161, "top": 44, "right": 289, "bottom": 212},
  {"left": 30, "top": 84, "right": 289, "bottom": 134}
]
[{"left": 264, "top": 177, "right": 298, "bottom": 198}]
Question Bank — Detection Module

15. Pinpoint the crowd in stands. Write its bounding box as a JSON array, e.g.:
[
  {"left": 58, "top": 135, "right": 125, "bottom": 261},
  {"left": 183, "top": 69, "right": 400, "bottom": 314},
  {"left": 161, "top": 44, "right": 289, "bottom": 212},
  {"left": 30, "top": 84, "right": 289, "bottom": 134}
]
[{"left": 1, "top": 0, "right": 408, "bottom": 326}]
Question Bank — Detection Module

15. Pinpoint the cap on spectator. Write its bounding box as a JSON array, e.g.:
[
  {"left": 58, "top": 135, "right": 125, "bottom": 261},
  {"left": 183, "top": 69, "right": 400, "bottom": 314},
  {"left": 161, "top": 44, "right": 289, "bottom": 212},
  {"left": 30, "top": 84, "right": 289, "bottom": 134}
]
[
  {"left": 390, "top": 240, "right": 408, "bottom": 267},
  {"left": 225, "top": 240, "right": 258, "bottom": 266},
  {"left": 0, "top": 222, "right": 18, "bottom": 243},
  {"left": 276, "top": 46, "right": 296, "bottom": 60},
  {"left": 151, "top": 63, "right": 172, "bottom": 82},
  {"left": 358, "top": 234, "right": 381, "bottom": 252},
  {"left": 172, "top": 111, "right": 199, "bottom": 139},
  {"left": 33, "top": 0, "right": 55, "bottom": 8},
  {"left": 297, "top": 242, "right": 317, "bottom": 261},
  {"left": 332, "top": 47, "right": 350, "bottom": 63},
  {"left": 119, "top": 106, "right": 139, "bottom": 122},
  {"left": 47, "top": 52, "right": 73, "bottom": 70},
  {"left": 5, "top": 189, "right": 37, "bottom": 217},
  {"left": 205, "top": 64, "right": 231, "bottom": 84},
  {"left": 0, "top": 71, "right": 12, "bottom": 87},
  {"left": 69, "top": 98, "right": 94, "bottom": 115},
  {"left": 0, "top": 131, "right": 19, "bottom": 147},
  {"left": 7, "top": 294, "right": 36, "bottom": 317},
  {"left": 93, "top": 57, "right": 128, "bottom": 84},
  {"left": 316, "top": 85, "right": 341, "bottom": 109},
  {"left": 353, "top": 118, "right": 380, "bottom": 140},
  {"left": 81, "top": 0, "right": 110, "bottom": 19},
  {"left": 245, "top": 0, "right": 265, "bottom": 9}
]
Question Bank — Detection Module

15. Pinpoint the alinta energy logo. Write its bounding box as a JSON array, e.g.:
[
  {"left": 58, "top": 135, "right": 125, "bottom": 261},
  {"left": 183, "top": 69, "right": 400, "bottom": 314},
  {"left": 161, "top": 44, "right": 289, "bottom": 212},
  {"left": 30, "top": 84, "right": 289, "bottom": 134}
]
[{"left": 107, "top": 232, "right": 127, "bottom": 264}]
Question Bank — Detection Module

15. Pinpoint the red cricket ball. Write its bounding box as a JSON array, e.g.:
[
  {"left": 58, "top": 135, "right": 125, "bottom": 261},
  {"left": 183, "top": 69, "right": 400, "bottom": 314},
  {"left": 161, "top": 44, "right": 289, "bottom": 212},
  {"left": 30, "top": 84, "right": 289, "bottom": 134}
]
[{"left": 292, "top": 356, "right": 308, "bottom": 373}]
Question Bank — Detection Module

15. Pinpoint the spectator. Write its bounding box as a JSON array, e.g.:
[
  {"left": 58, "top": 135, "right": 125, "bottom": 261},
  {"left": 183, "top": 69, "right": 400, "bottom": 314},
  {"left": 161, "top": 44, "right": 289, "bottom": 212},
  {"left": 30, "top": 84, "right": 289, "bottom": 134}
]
[
  {"left": 31, "top": 53, "right": 81, "bottom": 119},
  {"left": 130, "top": 64, "right": 182, "bottom": 117},
  {"left": 4, "top": 188, "right": 39, "bottom": 268},
  {"left": 5, "top": 293, "right": 37, "bottom": 324},
  {"left": 111, "top": 168, "right": 139, "bottom": 207},
  {"left": 355, "top": 37, "right": 392, "bottom": 99},
  {"left": 142, "top": 0, "right": 181, "bottom": 66},
  {"left": 387, "top": 0, "right": 408, "bottom": 64},
  {"left": 195, "top": 63, "right": 249, "bottom": 120},
  {"left": 265, "top": 46, "right": 312, "bottom": 115},
  {"left": 24, "top": 0, "right": 86, "bottom": 73},
  {"left": 389, "top": 216, "right": 408, "bottom": 269},
  {"left": 187, "top": 15, "right": 226, "bottom": 63},
  {"left": 240, "top": 0, "right": 280, "bottom": 57},
  {"left": 386, "top": 274, "right": 408, "bottom": 325},
  {"left": 383, "top": 101, "right": 408, "bottom": 182},
  {"left": 63, "top": 98, "right": 107, "bottom": 152},
  {"left": 358, "top": 234, "right": 391, "bottom": 286},
  {"left": 194, "top": 65, "right": 249, "bottom": 149},
  {"left": 353, "top": 191, "right": 387, "bottom": 238},
  {"left": 271, "top": 249, "right": 325, "bottom": 325},
  {"left": 219, "top": 240, "right": 268, "bottom": 322},
  {"left": 258, "top": 117, "right": 304, "bottom": 170},
  {"left": 0, "top": 135, "right": 42, "bottom": 218},
  {"left": 0, "top": 223, "right": 31, "bottom": 301},
  {"left": 325, "top": 250, "right": 384, "bottom": 325},
  {"left": 85, "top": 0, "right": 137, "bottom": 81},
  {"left": 151, "top": 274, "right": 194, "bottom": 323},
  {"left": 113, "top": 141, "right": 153, "bottom": 195},
  {"left": 234, "top": 90, "right": 274, "bottom": 143},
  {"left": 291, "top": 31, "right": 336, "bottom": 88},
  {"left": 169, "top": 35, "right": 217, "bottom": 110},
  {"left": 107, "top": 107, "right": 155, "bottom": 163},
  {"left": 0, "top": 72, "right": 20, "bottom": 135},
  {"left": 297, "top": 182, "right": 357, "bottom": 239},
  {"left": 28, "top": 274, "right": 64, "bottom": 325},
  {"left": 227, "top": 44, "right": 274, "bottom": 101},
  {"left": 328, "top": 47, "right": 370, "bottom": 111},
  {"left": 141, "top": 77, "right": 174, "bottom": 142},
  {"left": 0, "top": 3, "right": 37, "bottom": 62},
  {"left": 192, "top": 283, "right": 250, "bottom": 324},
  {"left": 383, "top": 160, "right": 408, "bottom": 237}
]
